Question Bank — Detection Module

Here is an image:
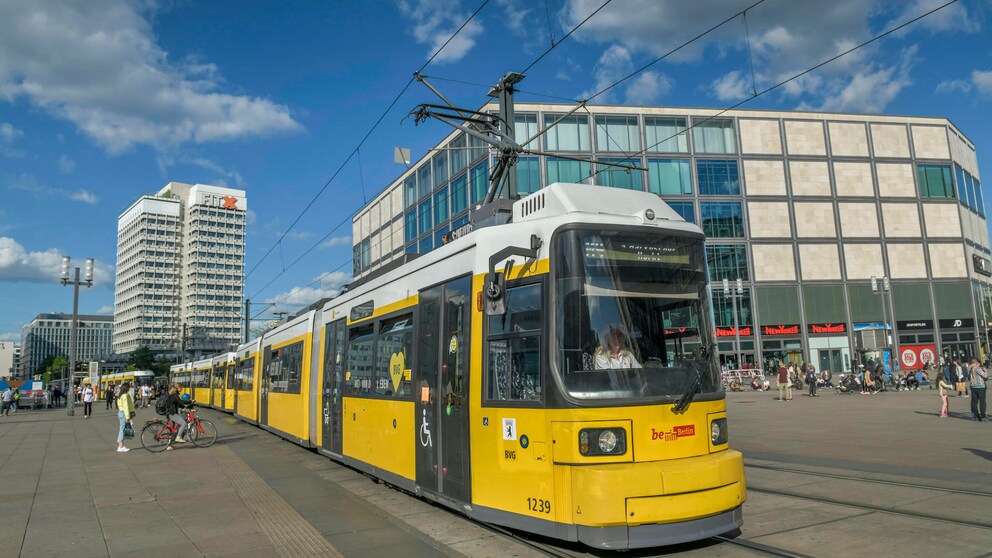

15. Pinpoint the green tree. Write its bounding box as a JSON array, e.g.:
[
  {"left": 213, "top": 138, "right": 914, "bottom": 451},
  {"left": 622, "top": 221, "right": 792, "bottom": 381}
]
[
  {"left": 35, "top": 354, "right": 58, "bottom": 376},
  {"left": 128, "top": 346, "right": 156, "bottom": 371}
]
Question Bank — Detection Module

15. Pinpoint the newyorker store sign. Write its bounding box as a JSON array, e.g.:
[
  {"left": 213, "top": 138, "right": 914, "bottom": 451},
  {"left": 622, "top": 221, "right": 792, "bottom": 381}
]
[
  {"left": 808, "top": 323, "right": 846, "bottom": 334},
  {"left": 715, "top": 326, "right": 752, "bottom": 337},
  {"left": 762, "top": 324, "right": 800, "bottom": 336}
]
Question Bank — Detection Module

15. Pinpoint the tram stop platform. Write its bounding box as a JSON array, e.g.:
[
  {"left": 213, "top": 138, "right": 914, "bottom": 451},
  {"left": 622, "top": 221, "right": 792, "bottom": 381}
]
[{"left": 0, "top": 404, "right": 540, "bottom": 558}]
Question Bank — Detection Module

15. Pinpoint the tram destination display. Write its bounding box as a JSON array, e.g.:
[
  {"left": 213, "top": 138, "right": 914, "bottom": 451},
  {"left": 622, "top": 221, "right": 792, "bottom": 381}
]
[{"left": 582, "top": 238, "right": 692, "bottom": 264}]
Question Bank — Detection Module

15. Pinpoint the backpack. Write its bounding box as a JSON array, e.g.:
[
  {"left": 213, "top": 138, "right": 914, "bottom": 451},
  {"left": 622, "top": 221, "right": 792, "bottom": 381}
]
[{"left": 154, "top": 395, "right": 169, "bottom": 416}]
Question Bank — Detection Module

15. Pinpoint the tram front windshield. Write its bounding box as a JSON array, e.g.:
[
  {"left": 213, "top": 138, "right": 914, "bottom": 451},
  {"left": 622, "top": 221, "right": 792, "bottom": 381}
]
[{"left": 554, "top": 228, "right": 719, "bottom": 401}]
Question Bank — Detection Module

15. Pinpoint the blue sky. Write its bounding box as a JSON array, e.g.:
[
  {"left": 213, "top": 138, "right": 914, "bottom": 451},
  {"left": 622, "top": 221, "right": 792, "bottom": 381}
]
[{"left": 1, "top": 0, "right": 991, "bottom": 341}]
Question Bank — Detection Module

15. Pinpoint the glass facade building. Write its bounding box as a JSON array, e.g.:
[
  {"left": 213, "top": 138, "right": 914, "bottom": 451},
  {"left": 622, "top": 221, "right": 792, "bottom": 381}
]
[
  {"left": 352, "top": 104, "right": 990, "bottom": 374},
  {"left": 18, "top": 313, "right": 113, "bottom": 378}
]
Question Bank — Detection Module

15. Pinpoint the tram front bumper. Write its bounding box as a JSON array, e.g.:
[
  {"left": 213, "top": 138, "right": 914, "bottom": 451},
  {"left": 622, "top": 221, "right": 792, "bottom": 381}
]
[{"left": 569, "top": 449, "right": 745, "bottom": 547}]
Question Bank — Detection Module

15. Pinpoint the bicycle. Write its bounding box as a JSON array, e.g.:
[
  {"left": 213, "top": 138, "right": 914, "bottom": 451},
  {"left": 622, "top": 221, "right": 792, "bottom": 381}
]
[{"left": 140, "top": 405, "right": 217, "bottom": 452}]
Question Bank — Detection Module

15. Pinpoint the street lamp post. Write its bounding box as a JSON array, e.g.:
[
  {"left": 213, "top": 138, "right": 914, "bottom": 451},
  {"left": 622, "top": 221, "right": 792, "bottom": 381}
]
[
  {"left": 871, "top": 275, "right": 892, "bottom": 374},
  {"left": 61, "top": 256, "right": 94, "bottom": 416},
  {"left": 723, "top": 278, "right": 745, "bottom": 369}
]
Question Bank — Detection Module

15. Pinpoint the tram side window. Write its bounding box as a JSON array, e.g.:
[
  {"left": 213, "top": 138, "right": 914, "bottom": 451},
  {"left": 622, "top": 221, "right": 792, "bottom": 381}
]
[
  {"left": 212, "top": 365, "right": 223, "bottom": 388},
  {"left": 345, "top": 323, "right": 375, "bottom": 396},
  {"left": 269, "top": 341, "right": 304, "bottom": 394},
  {"left": 375, "top": 314, "right": 413, "bottom": 398},
  {"left": 195, "top": 370, "right": 209, "bottom": 388},
  {"left": 238, "top": 358, "right": 255, "bottom": 391},
  {"left": 226, "top": 364, "right": 236, "bottom": 389},
  {"left": 487, "top": 283, "right": 542, "bottom": 402}
]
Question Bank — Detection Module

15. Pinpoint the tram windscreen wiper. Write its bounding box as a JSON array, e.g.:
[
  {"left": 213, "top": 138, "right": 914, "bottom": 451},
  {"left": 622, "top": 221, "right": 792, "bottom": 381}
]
[{"left": 672, "top": 345, "right": 710, "bottom": 414}]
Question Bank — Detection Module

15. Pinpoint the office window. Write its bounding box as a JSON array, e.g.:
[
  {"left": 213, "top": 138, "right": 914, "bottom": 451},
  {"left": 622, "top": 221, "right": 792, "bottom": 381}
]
[
  {"left": 693, "top": 118, "right": 737, "bottom": 154},
  {"left": 975, "top": 178, "right": 985, "bottom": 217},
  {"left": 470, "top": 161, "right": 488, "bottom": 204},
  {"left": 598, "top": 158, "right": 643, "bottom": 190},
  {"left": 711, "top": 287, "right": 753, "bottom": 327},
  {"left": 645, "top": 117, "right": 689, "bottom": 153},
  {"left": 516, "top": 156, "right": 541, "bottom": 195},
  {"left": 468, "top": 134, "right": 488, "bottom": 162},
  {"left": 360, "top": 239, "right": 371, "bottom": 271},
  {"left": 433, "top": 151, "right": 448, "bottom": 186},
  {"left": 450, "top": 135, "right": 467, "bottom": 175},
  {"left": 403, "top": 176, "right": 417, "bottom": 208},
  {"left": 666, "top": 201, "right": 695, "bottom": 224},
  {"left": 544, "top": 114, "right": 590, "bottom": 151},
  {"left": 648, "top": 159, "right": 692, "bottom": 195},
  {"left": 700, "top": 202, "right": 744, "bottom": 238},
  {"left": 434, "top": 225, "right": 450, "bottom": 248},
  {"left": 418, "top": 236, "right": 433, "bottom": 253},
  {"left": 417, "top": 164, "right": 432, "bottom": 199},
  {"left": 514, "top": 113, "right": 539, "bottom": 144},
  {"left": 697, "top": 160, "right": 740, "bottom": 195},
  {"left": 546, "top": 157, "right": 591, "bottom": 184},
  {"left": 433, "top": 187, "right": 449, "bottom": 226},
  {"left": 450, "top": 174, "right": 468, "bottom": 215},
  {"left": 418, "top": 200, "right": 431, "bottom": 234},
  {"left": 404, "top": 210, "right": 417, "bottom": 243},
  {"left": 955, "top": 165, "right": 969, "bottom": 207},
  {"left": 595, "top": 115, "right": 640, "bottom": 152},
  {"left": 917, "top": 164, "right": 954, "bottom": 198},
  {"left": 452, "top": 214, "right": 469, "bottom": 230}
]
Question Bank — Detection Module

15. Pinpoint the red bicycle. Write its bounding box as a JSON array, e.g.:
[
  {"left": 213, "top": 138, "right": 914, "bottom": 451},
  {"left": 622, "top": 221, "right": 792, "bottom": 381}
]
[{"left": 140, "top": 405, "right": 217, "bottom": 452}]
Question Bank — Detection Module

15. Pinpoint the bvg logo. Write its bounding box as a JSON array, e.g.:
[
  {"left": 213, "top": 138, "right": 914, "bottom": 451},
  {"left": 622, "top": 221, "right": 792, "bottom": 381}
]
[{"left": 651, "top": 424, "right": 696, "bottom": 441}]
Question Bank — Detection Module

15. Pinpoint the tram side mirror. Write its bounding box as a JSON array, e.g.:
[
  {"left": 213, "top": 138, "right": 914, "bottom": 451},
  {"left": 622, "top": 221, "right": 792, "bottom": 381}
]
[{"left": 484, "top": 271, "right": 506, "bottom": 316}]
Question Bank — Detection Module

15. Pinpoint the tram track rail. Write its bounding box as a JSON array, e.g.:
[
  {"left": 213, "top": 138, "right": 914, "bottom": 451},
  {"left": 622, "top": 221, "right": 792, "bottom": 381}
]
[
  {"left": 745, "top": 462, "right": 992, "bottom": 498},
  {"left": 746, "top": 486, "right": 992, "bottom": 531},
  {"left": 711, "top": 534, "right": 815, "bottom": 558}
]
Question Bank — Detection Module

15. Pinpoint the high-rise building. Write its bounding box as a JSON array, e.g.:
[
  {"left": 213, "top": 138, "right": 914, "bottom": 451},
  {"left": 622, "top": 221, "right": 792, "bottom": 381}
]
[
  {"left": 0, "top": 341, "right": 17, "bottom": 380},
  {"left": 350, "top": 102, "right": 990, "bottom": 374},
  {"left": 18, "top": 313, "right": 113, "bottom": 378},
  {"left": 114, "top": 182, "right": 246, "bottom": 358}
]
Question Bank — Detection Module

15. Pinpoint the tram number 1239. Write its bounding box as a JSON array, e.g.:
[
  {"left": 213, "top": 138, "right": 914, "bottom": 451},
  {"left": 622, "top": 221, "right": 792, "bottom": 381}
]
[{"left": 527, "top": 498, "right": 551, "bottom": 514}]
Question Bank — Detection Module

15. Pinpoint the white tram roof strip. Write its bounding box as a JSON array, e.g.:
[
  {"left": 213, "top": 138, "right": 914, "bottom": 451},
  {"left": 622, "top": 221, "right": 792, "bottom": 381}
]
[{"left": 320, "top": 182, "right": 703, "bottom": 325}]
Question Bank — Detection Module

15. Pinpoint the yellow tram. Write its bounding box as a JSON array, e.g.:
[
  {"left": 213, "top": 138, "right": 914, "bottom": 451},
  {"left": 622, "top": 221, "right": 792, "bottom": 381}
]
[
  {"left": 191, "top": 358, "right": 212, "bottom": 404},
  {"left": 172, "top": 183, "right": 745, "bottom": 549},
  {"left": 210, "top": 352, "right": 237, "bottom": 411}
]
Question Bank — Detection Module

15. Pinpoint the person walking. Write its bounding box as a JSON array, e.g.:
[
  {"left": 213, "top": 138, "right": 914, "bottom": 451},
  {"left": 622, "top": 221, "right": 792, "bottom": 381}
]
[
  {"left": 12, "top": 388, "right": 20, "bottom": 412},
  {"left": 937, "top": 374, "right": 953, "bottom": 417},
  {"left": 806, "top": 364, "right": 818, "bottom": 397},
  {"left": 140, "top": 384, "right": 151, "bottom": 408},
  {"left": 968, "top": 357, "right": 987, "bottom": 421},
  {"left": 953, "top": 358, "right": 967, "bottom": 397},
  {"left": 81, "top": 383, "right": 95, "bottom": 418},
  {"left": 105, "top": 384, "right": 115, "bottom": 409},
  {"left": 777, "top": 362, "right": 791, "bottom": 401},
  {"left": 1, "top": 387, "right": 12, "bottom": 416},
  {"left": 116, "top": 381, "right": 135, "bottom": 452}
]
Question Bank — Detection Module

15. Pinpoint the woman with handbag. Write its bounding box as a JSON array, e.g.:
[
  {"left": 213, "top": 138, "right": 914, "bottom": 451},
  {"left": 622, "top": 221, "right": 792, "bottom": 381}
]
[{"left": 116, "top": 381, "right": 135, "bottom": 453}]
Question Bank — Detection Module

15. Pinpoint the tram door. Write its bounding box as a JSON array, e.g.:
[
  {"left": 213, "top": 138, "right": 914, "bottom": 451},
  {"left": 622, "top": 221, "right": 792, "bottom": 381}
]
[
  {"left": 416, "top": 277, "right": 471, "bottom": 503},
  {"left": 260, "top": 346, "right": 271, "bottom": 425},
  {"left": 321, "top": 320, "right": 345, "bottom": 455}
]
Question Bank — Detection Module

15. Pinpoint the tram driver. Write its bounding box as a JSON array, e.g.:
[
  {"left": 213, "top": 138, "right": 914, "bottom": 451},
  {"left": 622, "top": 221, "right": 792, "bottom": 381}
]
[{"left": 594, "top": 324, "right": 642, "bottom": 370}]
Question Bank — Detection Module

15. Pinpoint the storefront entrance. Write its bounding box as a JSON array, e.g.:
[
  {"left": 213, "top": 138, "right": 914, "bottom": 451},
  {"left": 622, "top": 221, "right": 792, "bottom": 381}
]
[{"left": 761, "top": 339, "right": 804, "bottom": 371}]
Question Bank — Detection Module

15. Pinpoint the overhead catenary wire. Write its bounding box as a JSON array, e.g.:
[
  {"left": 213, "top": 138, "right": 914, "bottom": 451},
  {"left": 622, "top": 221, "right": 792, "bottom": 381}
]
[{"left": 244, "top": 0, "right": 492, "bottom": 282}]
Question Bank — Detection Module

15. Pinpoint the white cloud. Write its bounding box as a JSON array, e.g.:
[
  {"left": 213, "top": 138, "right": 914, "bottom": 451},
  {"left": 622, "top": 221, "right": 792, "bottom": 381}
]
[
  {"left": 936, "top": 79, "right": 972, "bottom": 94},
  {"left": 96, "top": 305, "right": 114, "bottom": 315},
  {"left": 0, "top": 122, "right": 24, "bottom": 158},
  {"left": 58, "top": 154, "right": 76, "bottom": 174},
  {"left": 973, "top": 70, "right": 992, "bottom": 96},
  {"left": 886, "top": 0, "right": 981, "bottom": 34},
  {"left": 624, "top": 72, "right": 672, "bottom": 105},
  {"left": 711, "top": 70, "right": 753, "bottom": 102},
  {"left": 818, "top": 47, "right": 917, "bottom": 113},
  {"left": 320, "top": 235, "right": 351, "bottom": 249},
  {"left": 269, "top": 272, "right": 352, "bottom": 310},
  {"left": 398, "top": 0, "right": 485, "bottom": 64},
  {"left": 0, "top": 236, "right": 113, "bottom": 284},
  {"left": 0, "top": 332, "right": 20, "bottom": 342},
  {"left": 7, "top": 174, "right": 99, "bottom": 205},
  {"left": 0, "top": 0, "right": 303, "bottom": 154}
]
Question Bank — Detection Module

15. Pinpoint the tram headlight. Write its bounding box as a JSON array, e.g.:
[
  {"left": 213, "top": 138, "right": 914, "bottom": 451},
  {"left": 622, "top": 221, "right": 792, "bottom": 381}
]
[
  {"left": 711, "top": 418, "right": 728, "bottom": 446},
  {"left": 578, "top": 428, "right": 626, "bottom": 456}
]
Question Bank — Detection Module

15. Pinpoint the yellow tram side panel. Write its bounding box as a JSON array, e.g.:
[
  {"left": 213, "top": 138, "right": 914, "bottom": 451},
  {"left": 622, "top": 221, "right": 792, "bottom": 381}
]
[
  {"left": 223, "top": 364, "right": 236, "bottom": 412},
  {"left": 467, "top": 266, "right": 744, "bottom": 529},
  {"left": 234, "top": 353, "right": 259, "bottom": 424},
  {"left": 265, "top": 333, "right": 314, "bottom": 443},
  {"left": 341, "top": 397, "right": 416, "bottom": 480},
  {"left": 193, "top": 367, "right": 212, "bottom": 405}
]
